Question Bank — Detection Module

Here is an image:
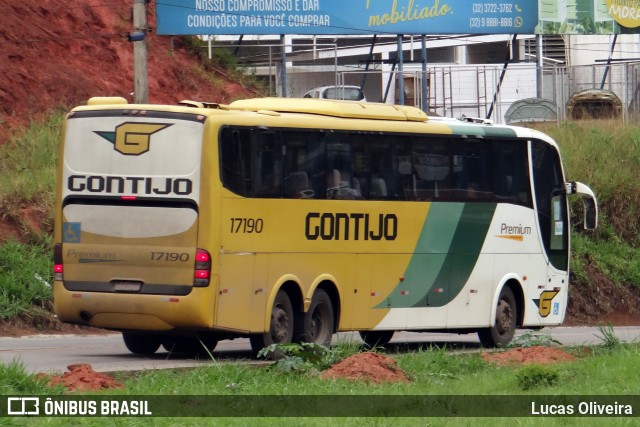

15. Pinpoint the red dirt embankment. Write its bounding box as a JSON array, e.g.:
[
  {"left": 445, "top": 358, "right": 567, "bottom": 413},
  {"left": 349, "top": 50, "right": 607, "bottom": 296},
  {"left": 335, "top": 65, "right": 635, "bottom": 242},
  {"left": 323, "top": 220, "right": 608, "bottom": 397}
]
[{"left": 0, "top": 0, "right": 253, "bottom": 142}]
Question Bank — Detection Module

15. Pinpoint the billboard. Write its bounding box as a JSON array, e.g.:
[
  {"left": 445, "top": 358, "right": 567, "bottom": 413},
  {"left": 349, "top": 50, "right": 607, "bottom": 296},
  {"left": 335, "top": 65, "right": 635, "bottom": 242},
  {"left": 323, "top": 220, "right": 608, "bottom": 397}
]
[
  {"left": 156, "top": 1, "right": 538, "bottom": 35},
  {"left": 537, "top": 0, "right": 640, "bottom": 34}
]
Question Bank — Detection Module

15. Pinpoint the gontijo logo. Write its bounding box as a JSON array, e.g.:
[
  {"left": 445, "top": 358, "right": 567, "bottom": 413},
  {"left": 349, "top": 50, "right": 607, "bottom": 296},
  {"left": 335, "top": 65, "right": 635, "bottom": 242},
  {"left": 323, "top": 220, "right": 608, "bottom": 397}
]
[
  {"left": 94, "top": 122, "right": 172, "bottom": 155},
  {"left": 534, "top": 290, "right": 560, "bottom": 318}
]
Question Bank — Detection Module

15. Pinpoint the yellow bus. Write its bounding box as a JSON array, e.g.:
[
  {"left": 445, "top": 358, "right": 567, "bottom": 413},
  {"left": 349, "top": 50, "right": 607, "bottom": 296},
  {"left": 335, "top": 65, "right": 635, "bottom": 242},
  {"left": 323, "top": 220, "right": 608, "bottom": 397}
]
[{"left": 53, "top": 97, "right": 598, "bottom": 353}]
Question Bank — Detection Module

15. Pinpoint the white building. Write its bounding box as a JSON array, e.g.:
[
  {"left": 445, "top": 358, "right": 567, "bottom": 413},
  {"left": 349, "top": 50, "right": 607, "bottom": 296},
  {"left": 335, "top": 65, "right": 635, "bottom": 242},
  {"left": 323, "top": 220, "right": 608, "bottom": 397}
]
[{"left": 208, "top": 33, "right": 640, "bottom": 123}]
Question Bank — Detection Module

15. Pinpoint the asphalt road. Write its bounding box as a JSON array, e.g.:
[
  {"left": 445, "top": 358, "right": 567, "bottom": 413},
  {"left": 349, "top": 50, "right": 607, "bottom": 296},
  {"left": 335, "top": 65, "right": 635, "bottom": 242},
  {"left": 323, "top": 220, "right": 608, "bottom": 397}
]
[{"left": 1, "top": 326, "right": 639, "bottom": 374}]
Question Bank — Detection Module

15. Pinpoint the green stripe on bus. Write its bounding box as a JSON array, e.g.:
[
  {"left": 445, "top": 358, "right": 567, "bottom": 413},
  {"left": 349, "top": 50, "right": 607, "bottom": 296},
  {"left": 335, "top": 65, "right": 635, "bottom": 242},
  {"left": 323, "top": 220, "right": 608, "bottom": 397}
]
[
  {"left": 376, "top": 203, "right": 496, "bottom": 309},
  {"left": 418, "top": 203, "right": 496, "bottom": 307}
]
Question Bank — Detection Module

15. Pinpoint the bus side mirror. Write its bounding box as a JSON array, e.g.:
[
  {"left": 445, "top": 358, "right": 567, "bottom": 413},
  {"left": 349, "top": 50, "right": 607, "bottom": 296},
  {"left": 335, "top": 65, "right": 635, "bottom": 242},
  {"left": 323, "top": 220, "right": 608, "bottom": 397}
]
[{"left": 567, "top": 181, "right": 598, "bottom": 230}]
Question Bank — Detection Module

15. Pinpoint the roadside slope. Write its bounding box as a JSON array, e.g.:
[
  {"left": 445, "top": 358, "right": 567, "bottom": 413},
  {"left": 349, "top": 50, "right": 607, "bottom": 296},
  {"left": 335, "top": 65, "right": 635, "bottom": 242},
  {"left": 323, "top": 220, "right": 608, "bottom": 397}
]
[{"left": 0, "top": 0, "right": 254, "bottom": 141}]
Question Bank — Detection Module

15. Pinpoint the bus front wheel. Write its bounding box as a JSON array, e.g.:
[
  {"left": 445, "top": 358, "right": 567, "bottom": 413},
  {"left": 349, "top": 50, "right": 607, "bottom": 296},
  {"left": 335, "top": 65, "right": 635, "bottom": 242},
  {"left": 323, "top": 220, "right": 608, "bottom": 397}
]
[
  {"left": 250, "top": 289, "right": 294, "bottom": 353},
  {"left": 122, "top": 332, "right": 161, "bottom": 355},
  {"left": 478, "top": 286, "right": 517, "bottom": 347},
  {"left": 301, "top": 289, "right": 334, "bottom": 347}
]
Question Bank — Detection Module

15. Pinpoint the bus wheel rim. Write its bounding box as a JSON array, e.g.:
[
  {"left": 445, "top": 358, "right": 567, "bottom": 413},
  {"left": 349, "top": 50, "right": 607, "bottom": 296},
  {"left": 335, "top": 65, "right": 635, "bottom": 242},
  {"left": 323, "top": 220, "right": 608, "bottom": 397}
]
[
  {"left": 496, "top": 299, "right": 512, "bottom": 335},
  {"left": 271, "top": 305, "right": 290, "bottom": 342}
]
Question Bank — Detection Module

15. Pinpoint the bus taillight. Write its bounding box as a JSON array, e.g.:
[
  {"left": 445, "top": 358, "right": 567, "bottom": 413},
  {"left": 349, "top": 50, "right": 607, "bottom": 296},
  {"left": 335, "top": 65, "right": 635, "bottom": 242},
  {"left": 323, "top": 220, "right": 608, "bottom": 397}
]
[
  {"left": 193, "top": 248, "right": 211, "bottom": 287},
  {"left": 54, "top": 243, "right": 63, "bottom": 281}
]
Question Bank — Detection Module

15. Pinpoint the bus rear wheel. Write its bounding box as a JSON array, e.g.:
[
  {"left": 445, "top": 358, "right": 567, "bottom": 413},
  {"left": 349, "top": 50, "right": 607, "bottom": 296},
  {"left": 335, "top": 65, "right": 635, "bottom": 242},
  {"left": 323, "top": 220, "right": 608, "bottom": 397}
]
[
  {"left": 250, "top": 289, "right": 294, "bottom": 354},
  {"left": 478, "top": 286, "right": 517, "bottom": 347},
  {"left": 122, "top": 332, "right": 161, "bottom": 355},
  {"left": 359, "top": 331, "right": 394, "bottom": 348},
  {"left": 301, "top": 289, "right": 334, "bottom": 347}
]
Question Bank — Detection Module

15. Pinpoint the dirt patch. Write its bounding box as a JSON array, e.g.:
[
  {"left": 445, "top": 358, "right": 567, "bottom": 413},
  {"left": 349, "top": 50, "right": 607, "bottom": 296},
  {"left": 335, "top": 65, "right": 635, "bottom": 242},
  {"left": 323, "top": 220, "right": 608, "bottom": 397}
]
[
  {"left": 565, "top": 263, "right": 640, "bottom": 326},
  {"left": 0, "top": 313, "right": 113, "bottom": 337},
  {"left": 43, "top": 364, "right": 124, "bottom": 392},
  {"left": 321, "top": 353, "right": 411, "bottom": 384},
  {"left": 482, "top": 346, "right": 576, "bottom": 366}
]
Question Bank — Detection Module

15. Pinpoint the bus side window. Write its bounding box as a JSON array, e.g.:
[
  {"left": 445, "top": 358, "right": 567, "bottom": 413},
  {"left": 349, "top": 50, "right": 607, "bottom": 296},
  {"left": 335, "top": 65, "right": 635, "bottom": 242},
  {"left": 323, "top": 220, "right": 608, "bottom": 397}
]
[
  {"left": 408, "top": 138, "right": 451, "bottom": 201},
  {"left": 286, "top": 171, "right": 313, "bottom": 198},
  {"left": 282, "top": 131, "right": 324, "bottom": 199},
  {"left": 452, "top": 139, "right": 492, "bottom": 201},
  {"left": 255, "top": 132, "right": 283, "bottom": 198},
  {"left": 326, "top": 140, "right": 363, "bottom": 200},
  {"left": 220, "top": 128, "right": 252, "bottom": 197},
  {"left": 494, "top": 140, "right": 532, "bottom": 207}
]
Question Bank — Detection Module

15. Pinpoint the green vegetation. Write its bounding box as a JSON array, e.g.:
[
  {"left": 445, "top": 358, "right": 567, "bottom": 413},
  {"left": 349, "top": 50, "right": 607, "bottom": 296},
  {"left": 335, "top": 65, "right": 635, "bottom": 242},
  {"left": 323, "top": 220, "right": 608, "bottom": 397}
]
[
  {"left": 0, "top": 111, "right": 62, "bottom": 203},
  {"left": 180, "top": 36, "right": 268, "bottom": 98},
  {"left": 538, "top": 121, "right": 640, "bottom": 291},
  {"left": 541, "top": 121, "right": 640, "bottom": 246},
  {"left": 0, "top": 360, "right": 61, "bottom": 395},
  {"left": 0, "top": 239, "right": 53, "bottom": 319},
  {"left": 508, "top": 331, "right": 562, "bottom": 348},
  {"left": 2, "top": 342, "right": 640, "bottom": 424},
  {"left": 257, "top": 341, "right": 361, "bottom": 373},
  {"left": 516, "top": 364, "right": 560, "bottom": 390}
]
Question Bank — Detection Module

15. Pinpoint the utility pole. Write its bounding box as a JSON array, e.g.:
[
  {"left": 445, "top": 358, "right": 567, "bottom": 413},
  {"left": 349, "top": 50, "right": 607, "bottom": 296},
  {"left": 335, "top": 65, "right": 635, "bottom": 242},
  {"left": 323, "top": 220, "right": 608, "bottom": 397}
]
[
  {"left": 397, "top": 35, "right": 404, "bottom": 105},
  {"left": 536, "top": 35, "right": 543, "bottom": 98},
  {"left": 132, "top": 0, "right": 148, "bottom": 103}
]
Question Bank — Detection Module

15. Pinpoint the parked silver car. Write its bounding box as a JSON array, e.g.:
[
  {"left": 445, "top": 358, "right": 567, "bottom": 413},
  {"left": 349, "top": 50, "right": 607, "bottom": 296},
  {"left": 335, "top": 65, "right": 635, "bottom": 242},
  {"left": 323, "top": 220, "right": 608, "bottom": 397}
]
[{"left": 302, "top": 85, "right": 366, "bottom": 101}]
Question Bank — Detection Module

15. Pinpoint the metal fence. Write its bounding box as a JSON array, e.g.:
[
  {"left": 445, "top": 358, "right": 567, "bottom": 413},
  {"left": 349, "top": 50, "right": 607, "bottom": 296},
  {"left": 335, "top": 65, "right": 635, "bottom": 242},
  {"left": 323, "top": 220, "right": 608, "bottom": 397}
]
[
  {"left": 234, "top": 44, "right": 640, "bottom": 125},
  {"left": 334, "top": 62, "right": 640, "bottom": 124}
]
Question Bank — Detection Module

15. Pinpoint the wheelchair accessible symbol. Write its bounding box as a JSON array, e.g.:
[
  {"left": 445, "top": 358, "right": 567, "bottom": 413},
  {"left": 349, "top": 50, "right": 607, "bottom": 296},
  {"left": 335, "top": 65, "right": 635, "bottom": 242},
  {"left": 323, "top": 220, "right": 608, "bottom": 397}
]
[{"left": 63, "top": 222, "right": 81, "bottom": 243}]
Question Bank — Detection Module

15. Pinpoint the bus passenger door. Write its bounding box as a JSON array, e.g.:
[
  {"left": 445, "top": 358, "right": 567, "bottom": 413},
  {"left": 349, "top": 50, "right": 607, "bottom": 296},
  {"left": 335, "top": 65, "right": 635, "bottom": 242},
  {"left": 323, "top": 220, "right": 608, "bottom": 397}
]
[
  {"left": 541, "top": 193, "right": 570, "bottom": 320},
  {"left": 531, "top": 140, "right": 570, "bottom": 322}
]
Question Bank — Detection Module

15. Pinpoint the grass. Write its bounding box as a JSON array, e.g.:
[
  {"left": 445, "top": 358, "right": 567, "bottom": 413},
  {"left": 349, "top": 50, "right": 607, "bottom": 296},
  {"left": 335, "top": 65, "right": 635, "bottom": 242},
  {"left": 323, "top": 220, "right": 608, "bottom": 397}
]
[
  {"left": 2, "top": 343, "right": 640, "bottom": 424},
  {"left": 179, "top": 36, "right": 267, "bottom": 98},
  {"left": 540, "top": 120, "right": 640, "bottom": 246},
  {"left": 0, "top": 111, "right": 62, "bottom": 203},
  {"left": 531, "top": 120, "right": 640, "bottom": 291},
  {"left": 0, "top": 239, "right": 53, "bottom": 319}
]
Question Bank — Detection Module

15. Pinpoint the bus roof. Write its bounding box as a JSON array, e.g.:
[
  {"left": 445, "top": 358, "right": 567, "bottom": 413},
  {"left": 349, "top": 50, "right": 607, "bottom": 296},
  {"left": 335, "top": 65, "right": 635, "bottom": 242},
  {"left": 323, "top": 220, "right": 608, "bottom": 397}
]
[
  {"left": 75, "top": 97, "right": 558, "bottom": 149},
  {"left": 228, "top": 97, "right": 428, "bottom": 122}
]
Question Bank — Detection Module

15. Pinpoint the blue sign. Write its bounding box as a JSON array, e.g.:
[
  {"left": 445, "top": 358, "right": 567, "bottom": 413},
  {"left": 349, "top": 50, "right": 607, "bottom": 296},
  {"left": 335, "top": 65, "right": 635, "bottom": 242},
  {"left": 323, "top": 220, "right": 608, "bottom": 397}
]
[
  {"left": 157, "top": 1, "right": 538, "bottom": 35},
  {"left": 63, "top": 222, "right": 81, "bottom": 243}
]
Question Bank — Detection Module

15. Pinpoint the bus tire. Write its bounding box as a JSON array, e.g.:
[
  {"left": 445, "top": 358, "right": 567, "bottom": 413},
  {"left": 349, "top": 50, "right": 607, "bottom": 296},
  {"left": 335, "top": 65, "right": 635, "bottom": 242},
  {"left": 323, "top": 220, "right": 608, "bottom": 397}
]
[
  {"left": 250, "top": 289, "right": 295, "bottom": 354},
  {"left": 301, "top": 289, "right": 334, "bottom": 347},
  {"left": 478, "top": 286, "right": 517, "bottom": 347},
  {"left": 359, "top": 331, "right": 394, "bottom": 348},
  {"left": 122, "top": 332, "right": 161, "bottom": 355}
]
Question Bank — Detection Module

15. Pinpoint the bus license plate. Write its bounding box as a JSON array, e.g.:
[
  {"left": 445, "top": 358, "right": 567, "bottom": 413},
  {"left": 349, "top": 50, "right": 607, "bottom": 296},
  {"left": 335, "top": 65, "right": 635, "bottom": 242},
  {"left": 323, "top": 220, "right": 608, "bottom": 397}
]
[{"left": 113, "top": 281, "right": 142, "bottom": 292}]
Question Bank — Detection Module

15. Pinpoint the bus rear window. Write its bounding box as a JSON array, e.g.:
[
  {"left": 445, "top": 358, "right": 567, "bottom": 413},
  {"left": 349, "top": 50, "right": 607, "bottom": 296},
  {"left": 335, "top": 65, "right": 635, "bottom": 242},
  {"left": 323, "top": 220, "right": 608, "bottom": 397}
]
[{"left": 62, "top": 202, "right": 197, "bottom": 239}]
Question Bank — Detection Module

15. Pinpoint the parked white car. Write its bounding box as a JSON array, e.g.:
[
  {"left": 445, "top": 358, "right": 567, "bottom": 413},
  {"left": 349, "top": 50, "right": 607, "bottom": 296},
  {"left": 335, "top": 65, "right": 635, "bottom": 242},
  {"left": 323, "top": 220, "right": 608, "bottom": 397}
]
[{"left": 302, "top": 85, "right": 366, "bottom": 101}]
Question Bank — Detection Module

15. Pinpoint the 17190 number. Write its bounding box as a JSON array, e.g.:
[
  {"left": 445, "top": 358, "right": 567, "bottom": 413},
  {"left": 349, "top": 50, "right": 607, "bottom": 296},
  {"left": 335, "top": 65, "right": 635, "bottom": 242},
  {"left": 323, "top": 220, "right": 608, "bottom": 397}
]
[
  {"left": 150, "top": 252, "right": 190, "bottom": 262},
  {"left": 230, "top": 217, "right": 264, "bottom": 233}
]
